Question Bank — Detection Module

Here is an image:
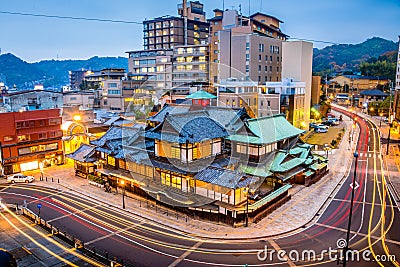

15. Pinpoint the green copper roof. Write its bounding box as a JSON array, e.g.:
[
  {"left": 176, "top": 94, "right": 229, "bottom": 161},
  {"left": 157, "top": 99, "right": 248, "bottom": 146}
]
[
  {"left": 185, "top": 90, "right": 217, "bottom": 99},
  {"left": 240, "top": 165, "right": 273, "bottom": 178},
  {"left": 228, "top": 114, "right": 305, "bottom": 145}
]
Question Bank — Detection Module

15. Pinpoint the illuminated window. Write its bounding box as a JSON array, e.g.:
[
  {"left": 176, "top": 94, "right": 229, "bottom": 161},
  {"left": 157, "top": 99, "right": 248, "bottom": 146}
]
[
  {"left": 107, "top": 156, "right": 115, "bottom": 166},
  {"left": 18, "top": 135, "right": 30, "bottom": 142},
  {"left": 3, "top": 136, "right": 13, "bottom": 142},
  {"left": 177, "top": 48, "right": 184, "bottom": 54},
  {"left": 187, "top": 47, "right": 193, "bottom": 54}
]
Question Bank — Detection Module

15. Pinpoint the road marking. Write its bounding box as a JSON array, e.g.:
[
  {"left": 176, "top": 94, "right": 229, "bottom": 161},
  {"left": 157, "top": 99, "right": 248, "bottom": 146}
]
[
  {"left": 46, "top": 203, "right": 103, "bottom": 223},
  {"left": 268, "top": 239, "right": 297, "bottom": 266},
  {"left": 349, "top": 181, "right": 360, "bottom": 190},
  {"left": 332, "top": 199, "right": 396, "bottom": 208},
  {"left": 168, "top": 241, "right": 203, "bottom": 267},
  {"left": 22, "top": 246, "right": 32, "bottom": 255},
  {"left": 315, "top": 223, "right": 400, "bottom": 246},
  {"left": 85, "top": 223, "right": 145, "bottom": 245}
]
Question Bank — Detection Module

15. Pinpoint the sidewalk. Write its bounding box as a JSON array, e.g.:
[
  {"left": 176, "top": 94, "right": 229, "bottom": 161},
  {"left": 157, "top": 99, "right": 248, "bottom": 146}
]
[{"left": 16, "top": 114, "right": 357, "bottom": 240}]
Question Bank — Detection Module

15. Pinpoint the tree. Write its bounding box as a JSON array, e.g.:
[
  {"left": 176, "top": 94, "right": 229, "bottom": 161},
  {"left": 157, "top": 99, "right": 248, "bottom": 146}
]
[{"left": 359, "top": 60, "right": 396, "bottom": 81}]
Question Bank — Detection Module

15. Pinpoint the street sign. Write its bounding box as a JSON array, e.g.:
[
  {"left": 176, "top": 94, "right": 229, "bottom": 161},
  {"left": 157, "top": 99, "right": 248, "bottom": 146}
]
[
  {"left": 37, "top": 203, "right": 42, "bottom": 209},
  {"left": 350, "top": 181, "right": 360, "bottom": 190}
]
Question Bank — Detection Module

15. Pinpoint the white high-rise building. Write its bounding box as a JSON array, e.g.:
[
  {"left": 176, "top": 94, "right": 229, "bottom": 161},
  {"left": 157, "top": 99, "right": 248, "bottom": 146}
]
[
  {"left": 282, "top": 41, "right": 313, "bottom": 130},
  {"left": 396, "top": 35, "right": 400, "bottom": 90}
]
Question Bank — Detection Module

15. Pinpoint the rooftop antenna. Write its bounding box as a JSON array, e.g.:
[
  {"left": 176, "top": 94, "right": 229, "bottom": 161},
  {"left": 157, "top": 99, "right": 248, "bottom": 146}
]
[
  {"left": 223, "top": 0, "right": 225, "bottom": 10},
  {"left": 260, "top": 0, "right": 262, "bottom": 11},
  {"left": 248, "top": 0, "right": 251, "bottom": 16}
]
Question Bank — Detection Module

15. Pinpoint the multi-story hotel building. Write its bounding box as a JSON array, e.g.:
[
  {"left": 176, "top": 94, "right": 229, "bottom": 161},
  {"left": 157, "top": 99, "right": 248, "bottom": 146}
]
[
  {"left": 143, "top": 1, "right": 209, "bottom": 50},
  {"left": 208, "top": 9, "right": 287, "bottom": 84},
  {"left": 0, "top": 109, "right": 63, "bottom": 175},
  {"left": 172, "top": 44, "right": 209, "bottom": 88},
  {"left": 127, "top": 49, "right": 173, "bottom": 91}
]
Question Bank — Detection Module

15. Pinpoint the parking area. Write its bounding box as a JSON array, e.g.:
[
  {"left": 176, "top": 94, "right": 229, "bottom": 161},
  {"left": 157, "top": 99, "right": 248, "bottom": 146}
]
[{"left": 305, "top": 123, "right": 345, "bottom": 147}]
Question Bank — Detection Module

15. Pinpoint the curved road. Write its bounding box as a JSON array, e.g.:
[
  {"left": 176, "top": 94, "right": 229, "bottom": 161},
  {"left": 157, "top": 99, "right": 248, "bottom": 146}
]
[{"left": 1, "top": 106, "right": 399, "bottom": 267}]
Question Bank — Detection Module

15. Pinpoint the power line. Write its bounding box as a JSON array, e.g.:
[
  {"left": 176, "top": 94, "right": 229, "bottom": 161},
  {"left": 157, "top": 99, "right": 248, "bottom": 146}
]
[
  {"left": 0, "top": 10, "right": 342, "bottom": 46},
  {"left": 288, "top": 37, "right": 340, "bottom": 45},
  {"left": 0, "top": 10, "right": 142, "bottom": 25}
]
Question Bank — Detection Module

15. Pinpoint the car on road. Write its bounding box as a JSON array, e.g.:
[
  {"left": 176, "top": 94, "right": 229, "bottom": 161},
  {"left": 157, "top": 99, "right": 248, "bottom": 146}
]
[
  {"left": 315, "top": 127, "right": 328, "bottom": 133},
  {"left": 7, "top": 174, "right": 34, "bottom": 183}
]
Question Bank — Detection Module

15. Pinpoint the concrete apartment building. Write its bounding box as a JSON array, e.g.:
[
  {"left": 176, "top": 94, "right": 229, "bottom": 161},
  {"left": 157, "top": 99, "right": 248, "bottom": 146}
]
[
  {"left": 82, "top": 68, "right": 126, "bottom": 111},
  {"left": 218, "top": 31, "right": 282, "bottom": 84},
  {"left": 393, "top": 36, "right": 400, "bottom": 131},
  {"left": 311, "top": 76, "right": 321, "bottom": 105},
  {"left": 127, "top": 49, "right": 173, "bottom": 92},
  {"left": 69, "top": 69, "right": 91, "bottom": 91},
  {"left": 172, "top": 44, "right": 209, "bottom": 88},
  {"left": 63, "top": 91, "right": 95, "bottom": 109},
  {"left": 216, "top": 79, "right": 280, "bottom": 118},
  {"left": 143, "top": 0, "right": 209, "bottom": 50},
  {"left": 1, "top": 90, "right": 63, "bottom": 112},
  {"left": 265, "top": 79, "right": 306, "bottom": 129},
  {"left": 282, "top": 41, "right": 313, "bottom": 130}
]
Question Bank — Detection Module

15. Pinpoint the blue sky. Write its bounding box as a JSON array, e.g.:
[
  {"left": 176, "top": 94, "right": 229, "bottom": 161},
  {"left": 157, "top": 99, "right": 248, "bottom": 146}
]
[{"left": 0, "top": 0, "right": 398, "bottom": 62}]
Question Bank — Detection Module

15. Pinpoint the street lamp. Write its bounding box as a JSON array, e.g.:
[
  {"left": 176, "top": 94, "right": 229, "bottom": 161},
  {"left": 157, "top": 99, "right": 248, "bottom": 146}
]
[
  {"left": 120, "top": 180, "right": 126, "bottom": 209},
  {"left": 379, "top": 113, "right": 383, "bottom": 128},
  {"left": 343, "top": 152, "right": 359, "bottom": 267},
  {"left": 386, "top": 123, "right": 392, "bottom": 156},
  {"left": 324, "top": 144, "right": 329, "bottom": 158}
]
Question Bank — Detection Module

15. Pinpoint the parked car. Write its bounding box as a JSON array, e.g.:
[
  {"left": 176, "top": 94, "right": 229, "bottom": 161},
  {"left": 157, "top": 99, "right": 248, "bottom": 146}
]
[
  {"left": 315, "top": 124, "right": 329, "bottom": 129},
  {"left": 315, "top": 127, "right": 328, "bottom": 133},
  {"left": 322, "top": 120, "right": 334, "bottom": 126},
  {"left": 7, "top": 174, "right": 34, "bottom": 183},
  {"left": 326, "top": 113, "right": 335, "bottom": 118},
  {"left": 309, "top": 122, "right": 318, "bottom": 129}
]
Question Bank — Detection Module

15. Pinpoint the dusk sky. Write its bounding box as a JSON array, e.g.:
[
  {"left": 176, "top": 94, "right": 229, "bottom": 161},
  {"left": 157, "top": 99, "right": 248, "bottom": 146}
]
[{"left": 0, "top": 0, "right": 399, "bottom": 62}]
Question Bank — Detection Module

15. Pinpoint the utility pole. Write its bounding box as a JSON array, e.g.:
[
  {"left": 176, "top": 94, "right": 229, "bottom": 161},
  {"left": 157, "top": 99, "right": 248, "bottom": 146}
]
[
  {"left": 343, "top": 152, "right": 359, "bottom": 267},
  {"left": 387, "top": 81, "right": 393, "bottom": 155}
]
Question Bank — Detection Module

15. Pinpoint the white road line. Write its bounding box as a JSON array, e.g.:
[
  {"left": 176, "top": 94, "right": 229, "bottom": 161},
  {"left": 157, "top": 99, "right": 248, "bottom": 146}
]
[
  {"left": 350, "top": 159, "right": 368, "bottom": 242},
  {"left": 269, "top": 239, "right": 296, "bottom": 267},
  {"left": 168, "top": 241, "right": 203, "bottom": 267},
  {"left": 315, "top": 223, "right": 400, "bottom": 246}
]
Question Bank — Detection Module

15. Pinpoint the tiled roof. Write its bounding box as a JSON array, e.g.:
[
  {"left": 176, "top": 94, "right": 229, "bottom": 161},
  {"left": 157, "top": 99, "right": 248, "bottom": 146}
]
[
  {"left": 360, "top": 89, "right": 388, "bottom": 97},
  {"left": 66, "top": 144, "right": 96, "bottom": 163},
  {"left": 147, "top": 111, "right": 228, "bottom": 143},
  {"left": 228, "top": 114, "right": 305, "bottom": 145},
  {"left": 147, "top": 104, "right": 191, "bottom": 123},
  {"left": 194, "top": 167, "right": 252, "bottom": 189}
]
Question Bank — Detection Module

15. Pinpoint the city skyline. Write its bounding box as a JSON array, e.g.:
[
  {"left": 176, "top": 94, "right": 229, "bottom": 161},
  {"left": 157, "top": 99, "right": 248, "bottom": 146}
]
[{"left": 0, "top": 0, "right": 399, "bottom": 62}]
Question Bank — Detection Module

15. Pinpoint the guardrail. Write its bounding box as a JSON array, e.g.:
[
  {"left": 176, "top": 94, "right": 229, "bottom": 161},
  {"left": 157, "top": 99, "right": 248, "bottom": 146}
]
[{"left": 3, "top": 204, "right": 129, "bottom": 267}]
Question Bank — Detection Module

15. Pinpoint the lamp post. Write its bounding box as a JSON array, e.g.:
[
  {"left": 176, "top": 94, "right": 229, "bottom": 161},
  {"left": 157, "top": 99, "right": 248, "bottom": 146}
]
[
  {"left": 386, "top": 123, "right": 392, "bottom": 156},
  {"left": 343, "top": 152, "right": 359, "bottom": 267},
  {"left": 379, "top": 113, "right": 383, "bottom": 128},
  {"left": 120, "top": 180, "right": 126, "bottom": 209},
  {"left": 324, "top": 144, "right": 329, "bottom": 158},
  {"left": 245, "top": 187, "right": 249, "bottom": 227}
]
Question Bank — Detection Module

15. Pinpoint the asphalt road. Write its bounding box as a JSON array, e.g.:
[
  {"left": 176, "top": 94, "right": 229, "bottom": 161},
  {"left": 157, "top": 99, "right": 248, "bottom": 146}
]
[{"left": 1, "top": 106, "right": 399, "bottom": 267}]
